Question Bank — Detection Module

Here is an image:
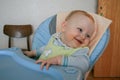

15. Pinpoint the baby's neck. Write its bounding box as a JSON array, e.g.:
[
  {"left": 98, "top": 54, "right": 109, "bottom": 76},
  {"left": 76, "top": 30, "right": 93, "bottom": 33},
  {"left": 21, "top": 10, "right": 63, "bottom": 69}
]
[{"left": 60, "top": 33, "right": 67, "bottom": 45}]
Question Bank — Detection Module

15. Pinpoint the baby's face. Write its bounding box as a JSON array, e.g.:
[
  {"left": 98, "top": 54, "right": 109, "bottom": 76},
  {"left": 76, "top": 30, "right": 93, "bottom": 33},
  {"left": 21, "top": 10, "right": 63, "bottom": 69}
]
[{"left": 61, "top": 14, "right": 94, "bottom": 48}]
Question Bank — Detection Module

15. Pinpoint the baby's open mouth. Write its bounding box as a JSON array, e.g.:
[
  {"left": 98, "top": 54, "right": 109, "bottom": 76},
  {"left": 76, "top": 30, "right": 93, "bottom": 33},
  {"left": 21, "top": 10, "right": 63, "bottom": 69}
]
[{"left": 75, "top": 38, "right": 83, "bottom": 44}]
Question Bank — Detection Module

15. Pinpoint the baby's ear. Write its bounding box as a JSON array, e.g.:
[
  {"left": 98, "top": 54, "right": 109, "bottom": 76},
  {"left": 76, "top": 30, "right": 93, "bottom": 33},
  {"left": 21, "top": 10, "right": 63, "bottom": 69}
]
[{"left": 61, "top": 21, "right": 67, "bottom": 32}]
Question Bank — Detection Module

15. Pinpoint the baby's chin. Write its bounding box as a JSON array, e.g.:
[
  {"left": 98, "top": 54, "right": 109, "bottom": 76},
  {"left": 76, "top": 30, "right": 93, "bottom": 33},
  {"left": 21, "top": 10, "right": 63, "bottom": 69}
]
[
  {"left": 66, "top": 42, "right": 88, "bottom": 48},
  {"left": 72, "top": 44, "right": 88, "bottom": 48},
  {"left": 68, "top": 45, "right": 82, "bottom": 48}
]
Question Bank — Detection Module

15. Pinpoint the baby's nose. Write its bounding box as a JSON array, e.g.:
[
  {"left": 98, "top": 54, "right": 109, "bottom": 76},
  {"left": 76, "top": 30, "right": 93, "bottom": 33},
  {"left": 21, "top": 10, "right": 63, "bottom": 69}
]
[{"left": 80, "top": 33, "right": 86, "bottom": 39}]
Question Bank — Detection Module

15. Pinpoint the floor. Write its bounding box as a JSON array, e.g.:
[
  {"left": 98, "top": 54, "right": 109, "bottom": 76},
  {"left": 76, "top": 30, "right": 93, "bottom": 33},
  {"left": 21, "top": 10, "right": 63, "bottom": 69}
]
[{"left": 87, "top": 70, "right": 120, "bottom": 80}]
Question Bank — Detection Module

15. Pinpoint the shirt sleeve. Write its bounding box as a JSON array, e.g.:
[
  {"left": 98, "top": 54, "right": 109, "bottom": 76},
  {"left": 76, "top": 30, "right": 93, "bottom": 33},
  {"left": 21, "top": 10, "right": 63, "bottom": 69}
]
[{"left": 61, "top": 47, "right": 90, "bottom": 73}]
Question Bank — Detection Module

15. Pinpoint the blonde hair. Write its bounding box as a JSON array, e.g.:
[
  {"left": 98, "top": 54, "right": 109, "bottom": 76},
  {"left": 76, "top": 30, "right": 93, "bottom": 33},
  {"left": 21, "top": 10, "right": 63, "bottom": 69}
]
[{"left": 65, "top": 10, "right": 95, "bottom": 23}]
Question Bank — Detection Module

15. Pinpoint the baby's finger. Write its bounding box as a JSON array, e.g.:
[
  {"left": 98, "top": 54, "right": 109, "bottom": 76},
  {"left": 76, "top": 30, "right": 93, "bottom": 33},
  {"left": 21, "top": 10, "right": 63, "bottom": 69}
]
[
  {"left": 46, "top": 63, "right": 50, "bottom": 70},
  {"left": 40, "top": 61, "right": 46, "bottom": 70},
  {"left": 35, "top": 59, "right": 43, "bottom": 64}
]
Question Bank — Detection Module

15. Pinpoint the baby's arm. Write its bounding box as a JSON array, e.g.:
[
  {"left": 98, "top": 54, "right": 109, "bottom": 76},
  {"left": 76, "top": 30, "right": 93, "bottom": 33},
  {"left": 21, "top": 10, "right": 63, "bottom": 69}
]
[
  {"left": 23, "top": 50, "right": 36, "bottom": 57},
  {"left": 61, "top": 48, "right": 90, "bottom": 73},
  {"left": 23, "top": 46, "right": 45, "bottom": 58},
  {"left": 35, "top": 48, "right": 89, "bottom": 71}
]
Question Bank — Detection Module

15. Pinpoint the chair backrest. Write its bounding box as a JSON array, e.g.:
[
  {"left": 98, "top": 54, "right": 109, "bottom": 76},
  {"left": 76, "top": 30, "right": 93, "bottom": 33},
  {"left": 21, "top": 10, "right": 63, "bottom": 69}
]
[
  {"left": 3, "top": 24, "right": 33, "bottom": 51},
  {"left": 32, "top": 15, "right": 56, "bottom": 51},
  {"left": 4, "top": 24, "right": 32, "bottom": 38}
]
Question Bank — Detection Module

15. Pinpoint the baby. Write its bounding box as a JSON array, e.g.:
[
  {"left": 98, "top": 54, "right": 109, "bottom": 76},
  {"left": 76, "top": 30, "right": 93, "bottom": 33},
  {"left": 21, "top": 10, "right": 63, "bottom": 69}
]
[{"left": 24, "top": 10, "right": 96, "bottom": 74}]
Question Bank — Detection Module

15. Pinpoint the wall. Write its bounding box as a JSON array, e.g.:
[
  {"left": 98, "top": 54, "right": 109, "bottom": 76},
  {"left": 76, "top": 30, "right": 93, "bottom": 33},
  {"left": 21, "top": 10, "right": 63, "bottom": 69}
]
[{"left": 0, "top": 0, "right": 97, "bottom": 49}]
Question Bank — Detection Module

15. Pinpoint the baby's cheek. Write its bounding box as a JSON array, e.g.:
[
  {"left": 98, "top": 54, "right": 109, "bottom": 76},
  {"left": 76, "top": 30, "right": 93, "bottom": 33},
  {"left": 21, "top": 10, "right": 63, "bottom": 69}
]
[{"left": 84, "top": 40, "right": 90, "bottom": 46}]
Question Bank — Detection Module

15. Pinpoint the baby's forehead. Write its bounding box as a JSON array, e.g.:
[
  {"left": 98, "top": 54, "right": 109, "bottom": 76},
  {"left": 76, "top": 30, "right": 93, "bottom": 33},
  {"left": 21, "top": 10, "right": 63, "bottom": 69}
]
[
  {"left": 68, "top": 14, "right": 94, "bottom": 25},
  {"left": 70, "top": 15, "right": 95, "bottom": 26},
  {"left": 68, "top": 12, "right": 94, "bottom": 21}
]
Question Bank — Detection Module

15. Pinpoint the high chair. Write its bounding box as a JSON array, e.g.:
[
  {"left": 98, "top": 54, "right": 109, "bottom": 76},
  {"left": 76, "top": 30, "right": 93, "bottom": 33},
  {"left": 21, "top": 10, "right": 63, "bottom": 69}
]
[
  {"left": 3, "top": 24, "right": 33, "bottom": 51},
  {"left": 0, "top": 10, "right": 112, "bottom": 80}
]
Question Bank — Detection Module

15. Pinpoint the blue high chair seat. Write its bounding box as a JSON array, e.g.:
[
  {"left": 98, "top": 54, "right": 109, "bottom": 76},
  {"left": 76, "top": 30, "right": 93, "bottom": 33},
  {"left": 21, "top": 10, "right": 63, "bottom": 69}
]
[{"left": 0, "top": 11, "right": 112, "bottom": 80}]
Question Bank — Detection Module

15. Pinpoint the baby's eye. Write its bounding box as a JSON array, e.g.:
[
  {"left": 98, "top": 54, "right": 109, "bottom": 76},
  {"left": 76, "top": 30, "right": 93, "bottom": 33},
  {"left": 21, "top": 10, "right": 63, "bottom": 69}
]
[
  {"left": 86, "top": 34, "right": 90, "bottom": 38},
  {"left": 77, "top": 28, "right": 83, "bottom": 32}
]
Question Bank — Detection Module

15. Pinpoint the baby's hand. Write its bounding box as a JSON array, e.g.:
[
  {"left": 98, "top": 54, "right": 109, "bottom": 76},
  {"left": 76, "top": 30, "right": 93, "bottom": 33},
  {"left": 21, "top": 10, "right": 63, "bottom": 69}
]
[
  {"left": 35, "top": 55, "right": 62, "bottom": 70},
  {"left": 23, "top": 50, "right": 36, "bottom": 57}
]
